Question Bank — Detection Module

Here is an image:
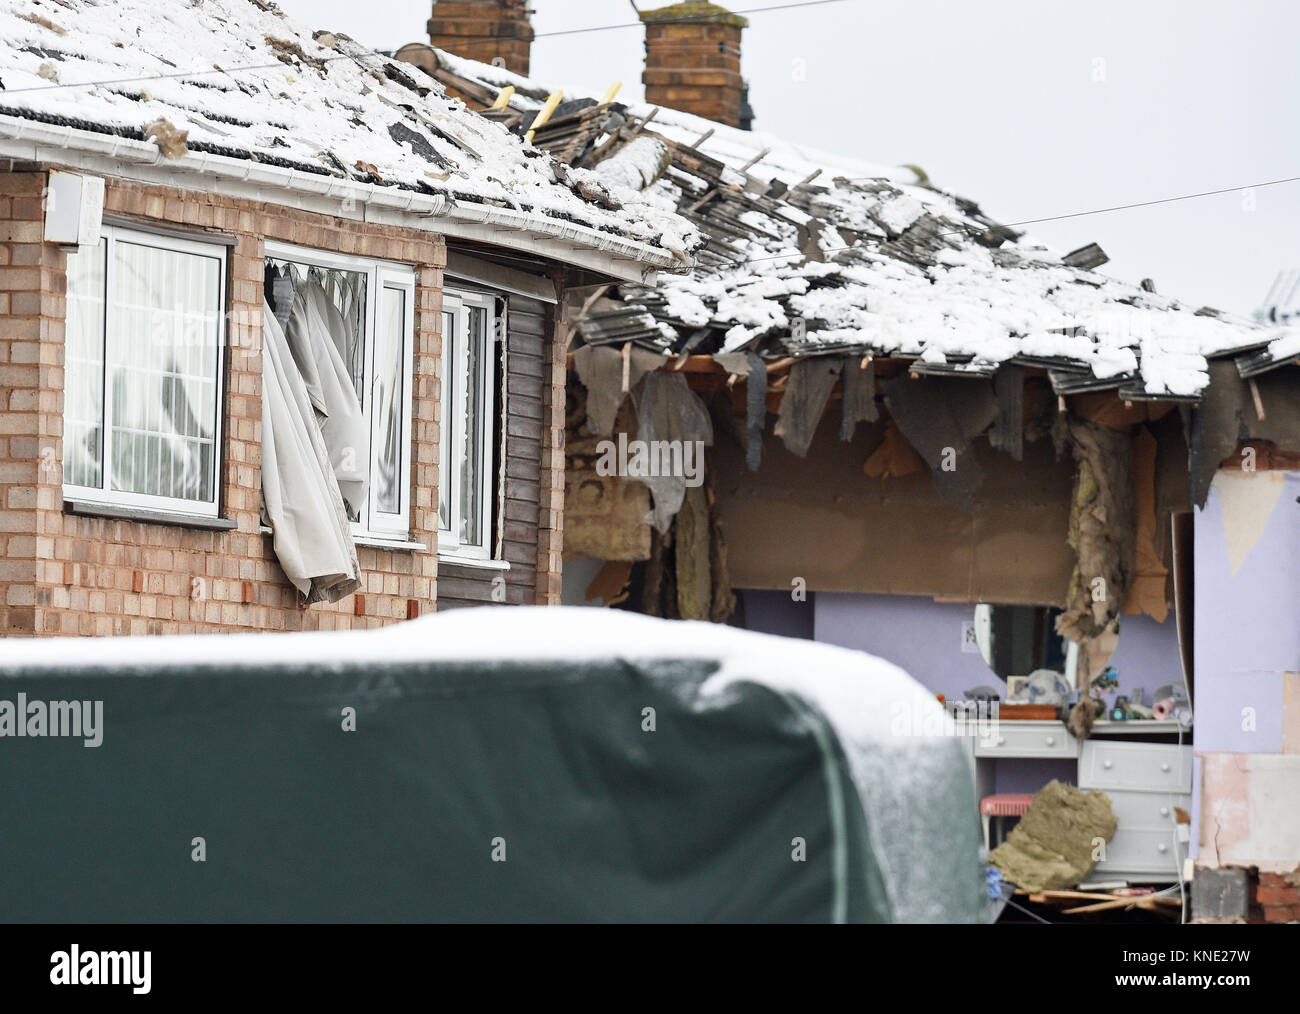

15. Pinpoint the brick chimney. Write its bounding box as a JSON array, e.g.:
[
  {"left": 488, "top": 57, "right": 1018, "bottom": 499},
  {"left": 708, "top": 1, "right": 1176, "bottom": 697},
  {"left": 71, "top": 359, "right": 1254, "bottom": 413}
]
[
  {"left": 426, "top": 0, "right": 534, "bottom": 77},
  {"left": 639, "top": 1, "right": 749, "bottom": 128}
]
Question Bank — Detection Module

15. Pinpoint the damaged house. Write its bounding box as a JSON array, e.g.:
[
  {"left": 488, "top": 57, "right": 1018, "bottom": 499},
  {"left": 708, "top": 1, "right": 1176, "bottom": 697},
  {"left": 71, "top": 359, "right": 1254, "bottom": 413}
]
[
  {"left": 413, "top": 1, "right": 1300, "bottom": 911},
  {"left": 0, "top": 0, "right": 694, "bottom": 635}
]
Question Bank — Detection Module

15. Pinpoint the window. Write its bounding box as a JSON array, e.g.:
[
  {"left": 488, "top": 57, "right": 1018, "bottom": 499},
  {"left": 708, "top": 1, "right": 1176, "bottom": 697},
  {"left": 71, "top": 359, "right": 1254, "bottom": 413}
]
[
  {"left": 63, "top": 226, "right": 226, "bottom": 516},
  {"left": 439, "top": 290, "right": 497, "bottom": 560},
  {"left": 264, "top": 242, "right": 415, "bottom": 538}
]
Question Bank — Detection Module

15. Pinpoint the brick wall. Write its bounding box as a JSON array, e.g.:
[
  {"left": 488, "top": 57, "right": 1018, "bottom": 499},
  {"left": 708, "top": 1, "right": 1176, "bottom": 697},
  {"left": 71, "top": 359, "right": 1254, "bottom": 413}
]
[
  {"left": 427, "top": 0, "right": 534, "bottom": 78},
  {"left": 640, "top": 3, "right": 748, "bottom": 127},
  {"left": 0, "top": 167, "right": 560, "bottom": 636}
]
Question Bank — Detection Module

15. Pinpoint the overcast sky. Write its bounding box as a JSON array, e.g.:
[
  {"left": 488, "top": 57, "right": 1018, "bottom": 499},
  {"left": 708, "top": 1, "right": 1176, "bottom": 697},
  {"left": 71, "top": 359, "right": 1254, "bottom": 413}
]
[{"left": 275, "top": 0, "right": 1300, "bottom": 316}]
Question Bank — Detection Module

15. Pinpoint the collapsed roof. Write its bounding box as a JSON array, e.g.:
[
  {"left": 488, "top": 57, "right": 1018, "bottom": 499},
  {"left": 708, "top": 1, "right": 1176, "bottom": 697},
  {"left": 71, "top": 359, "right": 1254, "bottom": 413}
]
[
  {"left": 0, "top": 0, "right": 699, "bottom": 276},
  {"left": 425, "top": 46, "right": 1292, "bottom": 400}
]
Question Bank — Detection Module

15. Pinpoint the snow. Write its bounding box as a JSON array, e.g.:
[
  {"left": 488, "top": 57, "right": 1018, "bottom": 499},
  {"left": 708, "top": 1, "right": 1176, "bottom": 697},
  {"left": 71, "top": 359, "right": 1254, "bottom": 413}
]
[
  {"left": 432, "top": 50, "right": 1284, "bottom": 396},
  {"left": 0, "top": 0, "right": 694, "bottom": 261},
  {"left": 0, "top": 604, "right": 981, "bottom": 922}
]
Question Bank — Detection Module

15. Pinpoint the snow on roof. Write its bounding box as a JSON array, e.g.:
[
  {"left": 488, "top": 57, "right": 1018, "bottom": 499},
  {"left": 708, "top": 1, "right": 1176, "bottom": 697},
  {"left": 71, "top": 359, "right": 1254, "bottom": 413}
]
[
  {"left": 439, "top": 54, "right": 1284, "bottom": 398},
  {"left": 0, "top": 0, "right": 697, "bottom": 268}
]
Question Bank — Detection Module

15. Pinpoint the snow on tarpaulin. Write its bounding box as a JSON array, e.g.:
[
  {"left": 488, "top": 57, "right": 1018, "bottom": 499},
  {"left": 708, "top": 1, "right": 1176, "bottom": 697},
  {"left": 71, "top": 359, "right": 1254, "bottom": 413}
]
[
  {"left": 0, "top": 607, "right": 983, "bottom": 923},
  {"left": 0, "top": 0, "right": 697, "bottom": 263}
]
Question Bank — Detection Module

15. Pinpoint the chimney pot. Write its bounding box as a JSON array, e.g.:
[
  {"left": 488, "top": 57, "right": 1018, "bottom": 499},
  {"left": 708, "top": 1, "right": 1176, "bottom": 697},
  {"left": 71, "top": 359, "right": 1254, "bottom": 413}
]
[
  {"left": 639, "top": 2, "right": 749, "bottom": 128},
  {"left": 426, "top": 0, "right": 535, "bottom": 77}
]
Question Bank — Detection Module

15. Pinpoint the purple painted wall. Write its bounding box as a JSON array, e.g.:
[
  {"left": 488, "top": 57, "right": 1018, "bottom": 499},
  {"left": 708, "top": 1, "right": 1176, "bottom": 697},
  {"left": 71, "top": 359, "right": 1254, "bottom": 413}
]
[
  {"left": 1193, "top": 471, "right": 1300, "bottom": 754},
  {"left": 1108, "top": 612, "right": 1184, "bottom": 706},
  {"left": 812, "top": 592, "right": 1000, "bottom": 702},
  {"left": 737, "top": 589, "right": 815, "bottom": 641}
]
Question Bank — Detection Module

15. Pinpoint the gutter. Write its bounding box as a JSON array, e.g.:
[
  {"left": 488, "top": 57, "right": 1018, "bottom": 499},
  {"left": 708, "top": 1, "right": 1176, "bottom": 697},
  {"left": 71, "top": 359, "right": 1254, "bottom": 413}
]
[{"left": 0, "top": 113, "right": 690, "bottom": 283}]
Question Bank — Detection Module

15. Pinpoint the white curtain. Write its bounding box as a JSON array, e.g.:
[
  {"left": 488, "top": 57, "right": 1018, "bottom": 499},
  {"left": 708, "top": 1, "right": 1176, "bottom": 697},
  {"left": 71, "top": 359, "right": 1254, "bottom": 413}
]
[{"left": 261, "top": 300, "right": 361, "bottom": 603}]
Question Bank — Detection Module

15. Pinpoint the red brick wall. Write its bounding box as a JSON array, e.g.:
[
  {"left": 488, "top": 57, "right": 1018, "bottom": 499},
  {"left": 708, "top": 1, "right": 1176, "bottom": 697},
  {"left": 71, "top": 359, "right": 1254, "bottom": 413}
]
[
  {"left": 0, "top": 170, "right": 472, "bottom": 635},
  {"left": 642, "top": 13, "right": 746, "bottom": 127},
  {"left": 427, "top": 0, "right": 534, "bottom": 77},
  {"left": 1253, "top": 871, "right": 1300, "bottom": 923}
]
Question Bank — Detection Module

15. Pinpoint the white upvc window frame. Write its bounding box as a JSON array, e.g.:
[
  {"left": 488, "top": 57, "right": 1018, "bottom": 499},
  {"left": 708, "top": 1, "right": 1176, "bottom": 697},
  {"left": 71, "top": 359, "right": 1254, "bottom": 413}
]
[
  {"left": 438, "top": 288, "right": 498, "bottom": 562},
  {"left": 264, "top": 240, "right": 416, "bottom": 540},
  {"left": 62, "top": 224, "right": 228, "bottom": 518}
]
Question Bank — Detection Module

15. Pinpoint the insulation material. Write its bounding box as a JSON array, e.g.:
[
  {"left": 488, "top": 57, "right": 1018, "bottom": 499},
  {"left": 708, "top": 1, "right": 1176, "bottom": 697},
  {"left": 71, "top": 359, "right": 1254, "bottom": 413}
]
[
  {"left": 675, "top": 483, "right": 712, "bottom": 621},
  {"left": 775, "top": 357, "right": 842, "bottom": 458},
  {"left": 1054, "top": 415, "right": 1136, "bottom": 647},
  {"left": 990, "top": 780, "right": 1117, "bottom": 892},
  {"left": 1121, "top": 426, "right": 1171, "bottom": 622},
  {"left": 839, "top": 356, "right": 878, "bottom": 441},
  {"left": 707, "top": 474, "right": 738, "bottom": 624},
  {"left": 862, "top": 420, "right": 926, "bottom": 480},
  {"left": 571, "top": 344, "right": 665, "bottom": 436},
  {"left": 564, "top": 393, "right": 651, "bottom": 561},
  {"left": 631, "top": 372, "right": 714, "bottom": 532},
  {"left": 881, "top": 376, "right": 999, "bottom": 511}
]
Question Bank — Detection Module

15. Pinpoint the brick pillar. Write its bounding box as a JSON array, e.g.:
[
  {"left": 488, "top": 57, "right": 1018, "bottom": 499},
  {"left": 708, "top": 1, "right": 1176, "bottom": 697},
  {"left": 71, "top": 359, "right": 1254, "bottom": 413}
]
[
  {"left": 640, "top": 2, "right": 748, "bottom": 127},
  {"left": 427, "top": 0, "right": 534, "bottom": 78},
  {"left": 0, "top": 171, "right": 65, "bottom": 635}
]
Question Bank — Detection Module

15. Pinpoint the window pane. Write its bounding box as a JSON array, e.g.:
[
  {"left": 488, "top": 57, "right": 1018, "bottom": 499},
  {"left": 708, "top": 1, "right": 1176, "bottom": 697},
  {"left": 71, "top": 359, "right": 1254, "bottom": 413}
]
[
  {"left": 460, "top": 305, "right": 488, "bottom": 548},
  {"left": 64, "top": 240, "right": 106, "bottom": 489},
  {"left": 438, "top": 309, "right": 455, "bottom": 533},
  {"left": 374, "top": 287, "right": 405, "bottom": 515},
  {"left": 107, "top": 240, "right": 221, "bottom": 502}
]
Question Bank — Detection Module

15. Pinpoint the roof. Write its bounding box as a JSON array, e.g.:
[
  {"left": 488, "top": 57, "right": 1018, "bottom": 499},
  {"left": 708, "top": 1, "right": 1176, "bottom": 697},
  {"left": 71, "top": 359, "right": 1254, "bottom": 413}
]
[
  {"left": 433, "top": 51, "right": 1292, "bottom": 399},
  {"left": 0, "top": 0, "right": 698, "bottom": 278}
]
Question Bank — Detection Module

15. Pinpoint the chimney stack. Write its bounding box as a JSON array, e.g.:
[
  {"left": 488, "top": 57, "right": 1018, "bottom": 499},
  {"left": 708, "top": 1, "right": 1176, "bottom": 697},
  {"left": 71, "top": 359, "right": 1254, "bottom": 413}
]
[
  {"left": 639, "top": 2, "right": 749, "bottom": 128},
  {"left": 426, "top": 0, "right": 534, "bottom": 77}
]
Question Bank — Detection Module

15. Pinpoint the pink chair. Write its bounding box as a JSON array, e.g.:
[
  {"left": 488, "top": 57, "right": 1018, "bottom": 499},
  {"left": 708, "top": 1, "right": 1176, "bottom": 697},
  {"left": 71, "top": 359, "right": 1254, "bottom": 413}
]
[{"left": 980, "top": 793, "right": 1034, "bottom": 853}]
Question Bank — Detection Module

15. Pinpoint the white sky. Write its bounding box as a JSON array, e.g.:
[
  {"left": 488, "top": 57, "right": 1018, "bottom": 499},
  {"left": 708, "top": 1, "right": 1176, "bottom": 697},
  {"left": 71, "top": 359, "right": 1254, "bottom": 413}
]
[{"left": 275, "top": 0, "right": 1300, "bottom": 316}]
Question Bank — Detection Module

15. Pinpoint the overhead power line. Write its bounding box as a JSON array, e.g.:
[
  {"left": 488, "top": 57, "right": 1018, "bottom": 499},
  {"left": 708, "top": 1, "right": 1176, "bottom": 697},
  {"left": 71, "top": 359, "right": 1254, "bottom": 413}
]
[
  {"left": 0, "top": 0, "right": 849, "bottom": 96},
  {"left": 737, "top": 174, "right": 1300, "bottom": 265}
]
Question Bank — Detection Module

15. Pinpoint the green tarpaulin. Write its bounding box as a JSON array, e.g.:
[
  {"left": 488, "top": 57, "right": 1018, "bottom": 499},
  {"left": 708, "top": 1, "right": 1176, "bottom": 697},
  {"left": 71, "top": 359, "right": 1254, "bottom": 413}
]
[{"left": 0, "top": 608, "right": 982, "bottom": 923}]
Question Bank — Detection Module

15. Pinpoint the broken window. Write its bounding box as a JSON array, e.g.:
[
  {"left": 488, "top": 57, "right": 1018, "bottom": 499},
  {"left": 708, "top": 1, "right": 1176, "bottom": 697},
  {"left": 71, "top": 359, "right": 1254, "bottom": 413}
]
[
  {"left": 63, "top": 226, "right": 226, "bottom": 516},
  {"left": 438, "top": 289, "right": 497, "bottom": 560},
  {"left": 265, "top": 243, "right": 415, "bottom": 538}
]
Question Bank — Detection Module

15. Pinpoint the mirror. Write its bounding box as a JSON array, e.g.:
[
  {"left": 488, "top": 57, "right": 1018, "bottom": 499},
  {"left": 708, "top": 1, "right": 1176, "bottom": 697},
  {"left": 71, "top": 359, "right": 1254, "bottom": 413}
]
[{"left": 974, "top": 603, "right": 1079, "bottom": 691}]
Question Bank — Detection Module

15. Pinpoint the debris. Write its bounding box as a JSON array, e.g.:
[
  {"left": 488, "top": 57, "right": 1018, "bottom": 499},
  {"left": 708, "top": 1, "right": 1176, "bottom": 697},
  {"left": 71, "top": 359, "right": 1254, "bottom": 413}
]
[
  {"left": 584, "top": 560, "right": 633, "bottom": 606},
  {"left": 862, "top": 419, "right": 926, "bottom": 480},
  {"left": 989, "top": 364, "right": 1024, "bottom": 461},
  {"left": 881, "top": 375, "right": 998, "bottom": 511},
  {"left": 572, "top": 343, "right": 663, "bottom": 435},
  {"left": 774, "top": 357, "right": 840, "bottom": 457},
  {"left": 1062, "top": 242, "right": 1109, "bottom": 269},
  {"left": 144, "top": 117, "right": 189, "bottom": 159},
  {"left": 629, "top": 371, "right": 713, "bottom": 532},
  {"left": 675, "top": 482, "right": 711, "bottom": 620},
  {"left": 990, "top": 780, "right": 1117, "bottom": 893},
  {"left": 839, "top": 354, "right": 878, "bottom": 441},
  {"left": 37, "top": 62, "right": 59, "bottom": 83},
  {"left": 17, "top": 12, "right": 66, "bottom": 35}
]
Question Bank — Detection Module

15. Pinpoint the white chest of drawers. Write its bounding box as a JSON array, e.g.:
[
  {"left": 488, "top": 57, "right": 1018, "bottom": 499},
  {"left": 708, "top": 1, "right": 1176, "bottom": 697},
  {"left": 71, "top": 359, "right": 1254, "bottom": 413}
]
[{"left": 966, "top": 720, "right": 1192, "bottom": 883}]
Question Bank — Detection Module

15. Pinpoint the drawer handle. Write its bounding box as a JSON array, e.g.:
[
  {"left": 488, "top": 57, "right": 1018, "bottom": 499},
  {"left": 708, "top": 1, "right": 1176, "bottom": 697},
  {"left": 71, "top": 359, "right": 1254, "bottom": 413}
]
[
  {"left": 1160, "top": 807, "right": 1170, "bottom": 817},
  {"left": 997, "top": 737, "right": 1006, "bottom": 746},
  {"left": 1158, "top": 843, "right": 1168, "bottom": 853},
  {"left": 1103, "top": 760, "right": 1113, "bottom": 769},
  {"left": 1045, "top": 736, "right": 1056, "bottom": 747},
  {"left": 1160, "top": 763, "right": 1171, "bottom": 772}
]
